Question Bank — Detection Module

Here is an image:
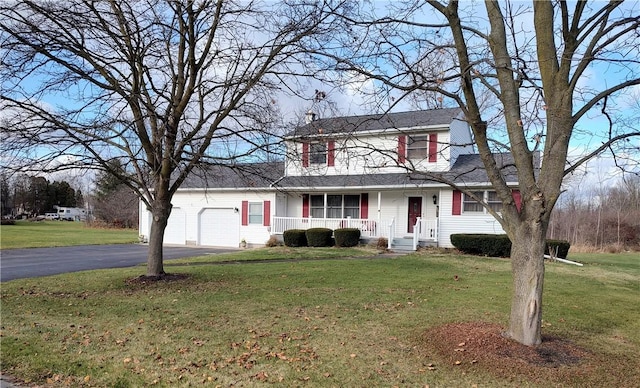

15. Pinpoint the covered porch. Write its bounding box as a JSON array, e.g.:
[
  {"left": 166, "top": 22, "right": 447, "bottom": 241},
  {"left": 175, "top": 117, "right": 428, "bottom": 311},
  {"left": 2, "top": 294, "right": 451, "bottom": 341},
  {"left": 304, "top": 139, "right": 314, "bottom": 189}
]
[{"left": 272, "top": 216, "right": 438, "bottom": 250}]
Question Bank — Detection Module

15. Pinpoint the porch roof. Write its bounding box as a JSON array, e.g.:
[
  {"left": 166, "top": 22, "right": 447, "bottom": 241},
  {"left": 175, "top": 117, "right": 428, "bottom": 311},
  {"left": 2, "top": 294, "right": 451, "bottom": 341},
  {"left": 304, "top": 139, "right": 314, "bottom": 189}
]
[{"left": 177, "top": 152, "right": 533, "bottom": 191}]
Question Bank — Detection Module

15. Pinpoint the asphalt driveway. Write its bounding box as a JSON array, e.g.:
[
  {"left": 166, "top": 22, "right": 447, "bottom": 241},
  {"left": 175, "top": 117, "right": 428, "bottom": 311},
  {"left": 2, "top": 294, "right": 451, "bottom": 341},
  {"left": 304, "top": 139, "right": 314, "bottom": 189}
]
[{"left": 0, "top": 244, "right": 238, "bottom": 282}]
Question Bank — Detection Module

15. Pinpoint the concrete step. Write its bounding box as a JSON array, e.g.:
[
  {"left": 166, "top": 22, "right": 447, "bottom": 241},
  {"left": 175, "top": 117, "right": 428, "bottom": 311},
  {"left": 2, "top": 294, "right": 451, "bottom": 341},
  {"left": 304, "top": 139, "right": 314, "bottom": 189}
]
[{"left": 391, "top": 237, "right": 415, "bottom": 251}]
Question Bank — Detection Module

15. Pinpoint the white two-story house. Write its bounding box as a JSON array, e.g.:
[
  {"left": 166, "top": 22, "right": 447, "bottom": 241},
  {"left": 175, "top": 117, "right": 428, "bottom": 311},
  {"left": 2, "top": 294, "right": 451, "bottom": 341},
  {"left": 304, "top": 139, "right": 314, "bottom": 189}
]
[{"left": 139, "top": 108, "right": 523, "bottom": 250}]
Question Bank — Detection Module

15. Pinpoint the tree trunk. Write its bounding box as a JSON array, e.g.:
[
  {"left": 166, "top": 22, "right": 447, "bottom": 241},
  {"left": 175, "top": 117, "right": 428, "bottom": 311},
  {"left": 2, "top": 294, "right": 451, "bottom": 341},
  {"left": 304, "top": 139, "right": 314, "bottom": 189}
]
[
  {"left": 146, "top": 199, "right": 172, "bottom": 277},
  {"left": 505, "top": 224, "right": 547, "bottom": 346}
]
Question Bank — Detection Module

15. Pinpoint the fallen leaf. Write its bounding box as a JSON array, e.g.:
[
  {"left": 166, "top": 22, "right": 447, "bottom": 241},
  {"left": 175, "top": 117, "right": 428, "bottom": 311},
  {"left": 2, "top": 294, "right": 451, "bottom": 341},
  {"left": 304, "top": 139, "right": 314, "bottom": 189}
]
[
  {"left": 253, "top": 371, "right": 268, "bottom": 381},
  {"left": 454, "top": 360, "right": 461, "bottom": 365}
]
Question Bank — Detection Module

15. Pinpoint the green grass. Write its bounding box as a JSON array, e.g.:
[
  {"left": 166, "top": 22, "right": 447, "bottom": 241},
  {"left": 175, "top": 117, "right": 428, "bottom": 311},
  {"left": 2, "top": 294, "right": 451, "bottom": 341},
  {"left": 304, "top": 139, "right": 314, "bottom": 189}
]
[
  {"left": 0, "top": 221, "right": 138, "bottom": 249},
  {"left": 1, "top": 249, "right": 638, "bottom": 387}
]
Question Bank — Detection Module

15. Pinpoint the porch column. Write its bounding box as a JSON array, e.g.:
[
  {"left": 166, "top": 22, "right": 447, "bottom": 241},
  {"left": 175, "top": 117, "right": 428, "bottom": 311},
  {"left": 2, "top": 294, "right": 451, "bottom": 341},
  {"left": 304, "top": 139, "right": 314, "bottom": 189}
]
[{"left": 377, "top": 191, "right": 381, "bottom": 222}]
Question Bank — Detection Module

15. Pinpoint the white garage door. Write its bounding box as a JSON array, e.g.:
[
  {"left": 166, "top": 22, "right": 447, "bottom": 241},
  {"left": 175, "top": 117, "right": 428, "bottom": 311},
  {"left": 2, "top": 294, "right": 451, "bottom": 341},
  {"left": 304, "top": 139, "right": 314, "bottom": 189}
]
[
  {"left": 199, "top": 208, "right": 240, "bottom": 247},
  {"left": 164, "top": 208, "right": 186, "bottom": 245}
]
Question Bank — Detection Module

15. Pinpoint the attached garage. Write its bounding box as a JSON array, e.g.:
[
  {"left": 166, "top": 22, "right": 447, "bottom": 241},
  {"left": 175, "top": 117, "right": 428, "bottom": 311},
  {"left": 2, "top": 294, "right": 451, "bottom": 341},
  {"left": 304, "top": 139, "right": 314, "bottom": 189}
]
[
  {"left": 163, "top": 208, "right": 186, "bottom": 245},
  {"left": 198, "top": 208, "right": 240, "bottom": 247}
]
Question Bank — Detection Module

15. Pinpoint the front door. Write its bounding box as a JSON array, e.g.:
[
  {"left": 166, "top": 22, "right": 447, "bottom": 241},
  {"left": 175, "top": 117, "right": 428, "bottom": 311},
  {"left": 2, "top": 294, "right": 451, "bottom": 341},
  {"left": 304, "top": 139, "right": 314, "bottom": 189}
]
[{"left": 407, "top": 197, "right": 422, "bottom": 233}]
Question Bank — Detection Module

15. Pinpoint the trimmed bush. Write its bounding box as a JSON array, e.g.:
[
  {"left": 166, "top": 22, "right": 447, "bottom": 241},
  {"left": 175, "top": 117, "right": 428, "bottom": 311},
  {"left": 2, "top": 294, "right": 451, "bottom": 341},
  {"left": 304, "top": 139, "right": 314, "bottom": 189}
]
[
  {"left": 451, "top": 233, "right": 571, "bottom": 259},
  {"left": 334, "top": 228, "right": 361, "bottom": 247},
  {"left": 305, "top": 228, "right": 333, "bottom": 247},
  {"left": 283, "top": 229, "right": 307, "bottom": 247},
  {"left": 450, "top": 234, "right": 511, "bottom": 257},
  {"left": 545, "top": 239, "right": 570, "bottom": 259}
]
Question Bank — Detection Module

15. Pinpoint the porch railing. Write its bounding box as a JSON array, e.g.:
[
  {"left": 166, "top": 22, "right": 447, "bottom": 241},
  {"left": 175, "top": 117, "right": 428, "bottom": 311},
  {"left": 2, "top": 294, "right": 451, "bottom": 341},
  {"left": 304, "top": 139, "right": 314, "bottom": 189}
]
[
  {"left": 272, "top": 217, "right": 390, "bottom": 238},
  {"left": 413, "top": 217, "right": 438, "bottom": 249},
  {"left": 272, "top": 216, "right": 438, "bottom": 245}
]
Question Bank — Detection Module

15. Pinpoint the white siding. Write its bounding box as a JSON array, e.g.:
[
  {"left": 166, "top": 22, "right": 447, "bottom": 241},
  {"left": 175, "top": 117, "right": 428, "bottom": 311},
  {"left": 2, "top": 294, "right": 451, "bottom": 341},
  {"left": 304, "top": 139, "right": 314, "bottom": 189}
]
[
  {"left": 284, "top": 127, "right": 456, "bottom": 177},
  {"left": 139, "top": 191, "right": 276, "bottom": 247},
  {"left": 449, "top": 113, "right": 474, "bottom": 167},
  {"left": 164, "top": 208, "right": 186, "bottom": 245},
  {"left": 437, "top": 189, "right": 506, "bottom": 248}
]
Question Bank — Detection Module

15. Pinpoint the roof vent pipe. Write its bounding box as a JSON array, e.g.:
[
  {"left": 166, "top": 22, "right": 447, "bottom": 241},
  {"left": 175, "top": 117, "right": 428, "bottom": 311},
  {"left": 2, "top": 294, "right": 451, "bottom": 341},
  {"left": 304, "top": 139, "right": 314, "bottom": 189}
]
[{"left": 305, "top": 110, "right": 317, "bottom": 124}]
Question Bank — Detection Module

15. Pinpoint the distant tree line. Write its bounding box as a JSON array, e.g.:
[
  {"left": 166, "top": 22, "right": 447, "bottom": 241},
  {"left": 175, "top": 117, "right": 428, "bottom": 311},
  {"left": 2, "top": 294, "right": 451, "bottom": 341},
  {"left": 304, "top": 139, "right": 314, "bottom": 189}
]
[
  {"left": 90, "top": 161, "right": 138, "bottom": 229},
  {"left": 549, "top": 176, "right": 640, "bottom": 251},
  {"left": 1, "top": 165, "right": 137, "bottom": 228},
  {"left": 0, "top": 173, "right": 83, "bottom": 217}
]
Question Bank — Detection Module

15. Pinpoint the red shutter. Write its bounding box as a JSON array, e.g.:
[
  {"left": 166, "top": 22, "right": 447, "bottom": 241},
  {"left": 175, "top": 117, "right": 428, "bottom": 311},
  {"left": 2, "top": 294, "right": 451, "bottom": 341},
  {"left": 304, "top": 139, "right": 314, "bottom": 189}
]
[
  {"left": 360, "top": 193, "right": 369, "bottom": 219},
  {"left": 241, "top": 200, "right": 249, "bottom": 225},
  {"left": 428, "top": 133, "right": 437, "bottom": 162},
  {"left": 327, "top": 140, "right": 335, "bottom": 166},
  {"left": 452, "top": 190, "right": 462, "bottom": 215},
  {"left": 302, "top": 194, "right": 309, "bottom": 217},
  {"left": 263, "top": 200, "right": 271, "bottom": 226},
  {"left": 397, "top": 135, "right": 406, "bottom": 163},
  {"left": 512, "top": 190, "right": 522, "bottom": 212},
  {"left": 302, "top": 142, "right": 309, "bottom": 167}
]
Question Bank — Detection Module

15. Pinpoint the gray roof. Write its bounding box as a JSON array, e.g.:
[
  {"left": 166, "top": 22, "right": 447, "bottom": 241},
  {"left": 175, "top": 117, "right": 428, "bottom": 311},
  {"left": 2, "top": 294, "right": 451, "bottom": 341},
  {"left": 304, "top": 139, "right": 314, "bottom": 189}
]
[
  {"left": 180, "top": 162, "right": 284, "bottom": 189},
  {"left": 288, "top": 107, "right": 463, "bottom": 138},
  {"left": 178, "top": 153, "right": 529, "bottom": 191}
]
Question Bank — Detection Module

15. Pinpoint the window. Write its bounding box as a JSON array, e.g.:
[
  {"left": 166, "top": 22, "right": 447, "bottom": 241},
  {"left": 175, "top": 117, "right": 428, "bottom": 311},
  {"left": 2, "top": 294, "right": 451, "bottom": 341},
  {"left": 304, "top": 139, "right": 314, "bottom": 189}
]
[
  {"left": 310, "top": 195, "right": 324, "bottom": 218},
  {"left": 343, "top": 195, "right": 360, "bottom": 218},
  {"left": 407, "top": 135, "right": 429, "bottom": 159},
  {"left": 248, "top": 202, "right": 263, "bottom": 224},
  {"left": 327, "top": 195, "right": 342, "bottom": 218},
  {"left": 487, "top": 191, "right": 503, "bottom": 211},
  {"left": 310, "top": 142, "right": 327, "bottom": 164},
  {"left": 463, "top": 191, "right": 484, "bottom": 212},
  {"left": 463, "top": 191, "right": 503, "bottom": 213},
  {"left": 309, "top": 194, "right": 361, "bottom": 218}
]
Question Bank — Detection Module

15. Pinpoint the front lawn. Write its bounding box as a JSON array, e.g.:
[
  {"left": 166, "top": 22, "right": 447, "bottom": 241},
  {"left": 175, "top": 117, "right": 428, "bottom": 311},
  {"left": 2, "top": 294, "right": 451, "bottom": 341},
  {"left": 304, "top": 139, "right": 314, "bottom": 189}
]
[
  {"left": 0, "top": 221, "right": 138, "bottom": 249},
  {"left": 1, "top": 250, "right": 638, "bottom": 387}
]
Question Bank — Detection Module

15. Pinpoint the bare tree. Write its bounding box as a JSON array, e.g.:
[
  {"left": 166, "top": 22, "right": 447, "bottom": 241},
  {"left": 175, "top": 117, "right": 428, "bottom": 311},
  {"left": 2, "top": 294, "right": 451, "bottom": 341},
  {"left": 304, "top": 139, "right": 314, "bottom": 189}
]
[
  {"left": 1, "top": 0, "right": 349, "bottom": 277},
  {"left": 312, "top": 1, "right": 640, "bottom": 345}
]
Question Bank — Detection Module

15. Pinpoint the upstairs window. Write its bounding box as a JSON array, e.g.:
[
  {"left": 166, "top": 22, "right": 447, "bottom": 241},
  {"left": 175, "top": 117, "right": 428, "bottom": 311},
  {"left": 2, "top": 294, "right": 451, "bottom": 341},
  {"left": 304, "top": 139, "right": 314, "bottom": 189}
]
[
  {"left": 399, "top": 133, "right": 437, "bottom": 163},
  {"left": 310, "top": 142, "right": 327, "bottom": 164},
  {"left": 302, "top": 140, "right": 335, "bottom": 167},
  {"left": 407, "top": 135, "right": 429, "bottom": 159}
]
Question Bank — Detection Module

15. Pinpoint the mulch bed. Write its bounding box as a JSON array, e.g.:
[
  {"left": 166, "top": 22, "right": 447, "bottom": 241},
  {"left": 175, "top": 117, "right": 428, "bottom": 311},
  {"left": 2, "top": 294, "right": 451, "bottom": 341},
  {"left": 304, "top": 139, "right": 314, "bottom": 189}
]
[
  {"left": 422, "top": 321, "right": 638, "bottom": 386},
  {"left": 125, "top": 273, "right": 191, "bottom": 285}
]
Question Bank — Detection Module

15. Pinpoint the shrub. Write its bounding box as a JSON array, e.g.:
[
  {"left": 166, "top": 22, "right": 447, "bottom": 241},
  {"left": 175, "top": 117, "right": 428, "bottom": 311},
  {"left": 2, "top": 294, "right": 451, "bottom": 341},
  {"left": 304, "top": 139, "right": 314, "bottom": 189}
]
[
  {"left": 283, "top": 229, "right": 307, "bottom": 247},
  {"left": 451, "top": 234, "right": 571, "bottom": 259},
  {"left": 451, "top": 234, "right": 511, "bottom": 257},
  {"left": 334, "top": 228, "right": 361, "bottom": 247},
  {"left": 305, "top": 228, "right": 333, "bottom": 247},
  {"left": 545, "top": 239, "right": 570, "bottom": 259},
  {"left": 265, "top": 235, "right": 281, "bottom": 247},
  {"left": 370, "top": 237, "right": 388, "bottom": 251},
  {"left": 1, "top": 219, "right": 16, "bottom": 226}
]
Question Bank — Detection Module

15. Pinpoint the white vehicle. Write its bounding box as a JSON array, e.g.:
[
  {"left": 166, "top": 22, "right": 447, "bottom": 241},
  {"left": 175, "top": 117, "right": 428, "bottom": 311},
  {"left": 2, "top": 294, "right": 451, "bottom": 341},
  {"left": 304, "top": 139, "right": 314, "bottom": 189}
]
[
  {"left": 56, "top": 207, "right": 86, "bottom": 221},
  {"left": 44, "top": 212, "right": 60, "bottom": 220}
]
